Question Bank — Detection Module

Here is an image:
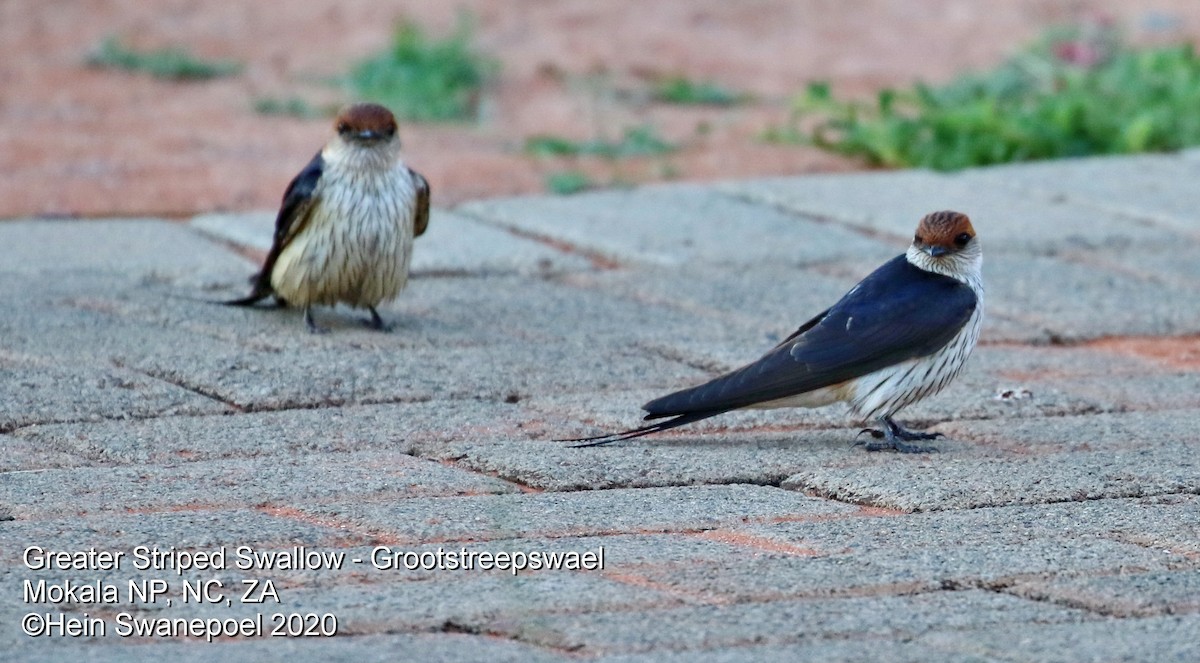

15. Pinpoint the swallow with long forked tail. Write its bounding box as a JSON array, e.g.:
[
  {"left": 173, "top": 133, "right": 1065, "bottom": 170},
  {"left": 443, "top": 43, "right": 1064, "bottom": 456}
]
[
  {"left": 564, "top": 210, "right": 984, "bottom": 453},
  {"left": 225, "top": 102, "right": 430, "bottom": 333}
]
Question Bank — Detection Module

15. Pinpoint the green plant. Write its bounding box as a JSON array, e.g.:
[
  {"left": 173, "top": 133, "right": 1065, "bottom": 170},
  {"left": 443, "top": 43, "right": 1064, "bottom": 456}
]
[
  {"left": 653, "top": 76, "right": 746, "bottom": 106},
  {"left": 545, "top": 170, "right": 593, "bottom": 195},
  {"left": 349, "top": 17, "right": 496, "bottom": 121},
  {"left": 252, "top": 97, "right": 333, "bottom": 119},
  {"left": 88, "top": 37, "right": 241, "bottom": 80},
  {"left": 786, "top": 25, "right": 1200, "bottom": 170},
  {"left": 525, "top": 126, "right": 676, "bottom": 159}
]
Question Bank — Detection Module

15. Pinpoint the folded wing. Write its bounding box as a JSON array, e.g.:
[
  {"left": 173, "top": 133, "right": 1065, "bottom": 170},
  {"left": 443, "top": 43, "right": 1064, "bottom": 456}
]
[{"left": 643, "top": 256, "right": 977, "bottom": 419}]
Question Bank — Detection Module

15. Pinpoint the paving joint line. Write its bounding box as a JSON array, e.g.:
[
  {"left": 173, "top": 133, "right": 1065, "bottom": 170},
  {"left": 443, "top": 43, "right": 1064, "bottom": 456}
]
[
  {"left": 114, "top": 360, "right": 246, "bottom": 413},
  {"left": 185, "top": 224, "right": 264, "bottom": 265},
  {"left": 996, "top": 572, "right": 1200, "bottom": 619},
  {"left": 715, "top": 188, "right": 908, "bottom": 244},
  {"left": 424, "top": 454, "right": 543, "bottom": 494},
  {"left": 433, "top": 620, "right": 590, "bottom": 656},
  {"left": 977, "top": 172, "right": 1200, "bottom": 241},
  {"left": 453, "top": 206, "right": 622, "bottom": 270}
]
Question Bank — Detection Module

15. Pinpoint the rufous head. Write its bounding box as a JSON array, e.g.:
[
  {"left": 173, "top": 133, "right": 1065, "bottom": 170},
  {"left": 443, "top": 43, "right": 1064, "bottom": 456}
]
[
  {"left": 334, "top": 103, "right": 399, "bottom": 146},
  {"left": 912, "top": 210, "right": 976, "bottom": 259}
]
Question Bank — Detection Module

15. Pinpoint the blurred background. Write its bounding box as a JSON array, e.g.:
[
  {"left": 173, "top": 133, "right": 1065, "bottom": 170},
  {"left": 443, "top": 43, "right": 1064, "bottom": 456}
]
[{"left": 3, "top": 0, "right": 1199, "bottom": 219}]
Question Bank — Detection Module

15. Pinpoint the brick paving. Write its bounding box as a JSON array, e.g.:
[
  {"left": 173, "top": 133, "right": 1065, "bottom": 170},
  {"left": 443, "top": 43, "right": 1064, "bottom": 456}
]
[{"left": 3, "top": 155, "right": 1199, "bottom": 660}]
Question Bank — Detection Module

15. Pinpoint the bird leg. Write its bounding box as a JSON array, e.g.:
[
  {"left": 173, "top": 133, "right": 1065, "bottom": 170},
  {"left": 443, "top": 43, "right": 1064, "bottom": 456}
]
[
  {"left": 856, "top": 416, "right": 942, "bottom": 453},
  {"left": 304, "top": 306, "right": 329, "bottom": 334},
  {"left": 365, "top": 306, "right": 393, "bottom": 332}
]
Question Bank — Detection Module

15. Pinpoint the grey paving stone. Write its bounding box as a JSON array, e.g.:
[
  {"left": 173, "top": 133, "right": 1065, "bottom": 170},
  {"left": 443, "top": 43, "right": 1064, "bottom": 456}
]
[
  {"left": 130, "top": 337, "right": 701, "bottom": 411},
  {"left": 0, "top": 218, "right": 253, "bottom": 285},
  {"left": 5, "top": 262, "right": 707, "bottom": 354},
  {"left": 1075, "top": 493, "right": 1200, "bottom": 555},
  {"left": 460, "top": 183, "right": 897, "bottom": 267},
  {"left": 12, "top": 401, "right": 540, "bottom": 465},
  {"left": 0, "top": 434, "right": 91, "bottom": 473},
  {"left": 743, "top": 494, "right": 1199, "bottom": 566},
  {"left": 685, "top": 529, "right": 1168, "bottom": 597},
  {"left": 457, "top": 346, "right": 1084, "bottom": 442},
  {"left": 297, "top": 484, "right": 856, "bottom": 544},
  {"left": 571, "top": 339, "right": 1112, "bottom": 427},
  {"left": 1059, "top": 244, "right": 1200, "bottom": 292},
  {"left": 918, "top": 613, "right": 1200, "bottom": 663},
  {"left": 559, "top": 264, "right": 886, "bottom": 362},
  {"left": 166, "top": 273, "right": 728, "bottom": 407},
  {"left": 484, "top": 590, "right": 1085, "bottom": 655},
  {"left": 959, "top": 153, "right": 1200, "bottom": 237},
  {"left": 617, "top": 515, "right": 1177, "bottom": 604},
  {"left": 594, "top": 639, "right": 976, "bottom": 663},
  {"left": 420, "top": 342, "right": 1144, "bottom": 493},
  {"left": 191, "top": 209, "right": 592, "bottom": 276},
  {"left": 301, "top": 533, "right": 753, "bottom": 585},
  {"left": 439, "top": 531, "right": 753, "bottom": 568},
  {"left": 0, "top": 271, "right": 224, "bottom": 362},
  {"left": 6, "top": 163, "right": 1200, "bottom": 662},
  {"left": 418, "top": 429, "right": 856, "bottom": 492},
  {"left": 1009, "top": 570, "right": 1200, "bottom": 618},
  {"left": 189, "top": 211, "right": 275, "bottom": 252},
  {"left": 1, "top": 450, "right": 520, "bottom": 520},
  {"left": 0, "top": 352, "right": 230, "bottom": 433},
  {"left": 198, "top": 571, "right": 683, "bottom": 634},
  {"left": 988, "top": 342, "right": 1200, "bottom": 414},
  {"left": 563, "top": 254, "right": 1053, "bottom": 352},
  {"left": 3, "top": 532, "right": 747, "bottom": 621},
  {"left": 985, "top": 253, "right": 1200, "bottom": 340},
  {"left": 0, "top": 509, "right": 347, "bottom": 557},
  {"left": 0, "top": 270, "right": 712, "bottom": 410},
  {"left": 784, "top": 410, "right": 1200, "bottom": 511},
  {"left": 11, "top": 634, "right": 572, "bottom": 663},
  {"left": 719, "top": 169, "right": 1167, "bottom": 251}
]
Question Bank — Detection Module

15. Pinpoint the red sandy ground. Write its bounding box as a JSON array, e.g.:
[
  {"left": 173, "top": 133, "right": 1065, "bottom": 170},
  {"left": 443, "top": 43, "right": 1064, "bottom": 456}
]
[{"left": 3, "top": 0, "right": 1199, "bottom": 219}]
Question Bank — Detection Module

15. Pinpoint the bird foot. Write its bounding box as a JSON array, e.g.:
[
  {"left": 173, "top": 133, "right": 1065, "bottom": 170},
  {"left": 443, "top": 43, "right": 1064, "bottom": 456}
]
[
  {"left": 854, "top": 418, "right": 942, "bottom": 453},
  {"left": 365, "top": 307, "right": 393, "bottom": 332},
  {"left": 893, "top": 429, "right": 943, "bottom": 442},
  {"left": 855, "top": 435, "right": 941, "bottom": 454},
  {"left": 304, "top": 307, "right": 329, "bottom": 335}
]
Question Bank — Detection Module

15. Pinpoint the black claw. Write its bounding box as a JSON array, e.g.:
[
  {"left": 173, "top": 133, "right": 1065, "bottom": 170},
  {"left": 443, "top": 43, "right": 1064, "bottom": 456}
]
[
  {"left": 365, "top": 307, "right": 392, "bottom": 332},
  {"left": 855, "top": 416, "right": 943, "bottom": 453},
  {"left": 884, "top": 416, "right": 943, "bottom": 441},
  {"left": 853, "top": 428, "right": 885, "bottom": 446},
  {"left": 304, "top": 306, "right": 329, "bottom": 334}
]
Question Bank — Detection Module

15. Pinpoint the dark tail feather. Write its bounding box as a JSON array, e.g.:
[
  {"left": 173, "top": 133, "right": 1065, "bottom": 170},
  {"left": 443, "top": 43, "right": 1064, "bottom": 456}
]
[
  {"left": 557, "top": 411, "right": 721, "bottom": 448},
  {"left": 222, "top": 291, "right": 271, "bottom": 307},
  {"left": 221, "top": 272, "right": 276, "bottom": 307}
]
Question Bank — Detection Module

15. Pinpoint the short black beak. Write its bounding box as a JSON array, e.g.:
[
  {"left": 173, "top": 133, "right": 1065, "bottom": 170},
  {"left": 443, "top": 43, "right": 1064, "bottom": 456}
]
[
  {"left": 355, "top": 129, "right": 380, "bottom": 141},
  {"left": 927, "top": 246, "right": 949, "bottom": 258}
]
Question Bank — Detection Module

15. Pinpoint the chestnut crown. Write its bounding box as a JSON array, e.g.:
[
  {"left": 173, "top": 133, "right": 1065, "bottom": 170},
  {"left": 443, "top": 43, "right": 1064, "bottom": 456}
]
[
  {"left": 334, "top": 103, "right": 398, "bottom": 144},
  {"left": 912, "top": 210, "right": 975, "bottom": 256}
]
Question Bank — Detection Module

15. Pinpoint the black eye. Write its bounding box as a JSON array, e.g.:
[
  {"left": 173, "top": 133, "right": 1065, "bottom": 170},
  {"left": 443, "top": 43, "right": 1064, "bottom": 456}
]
[
  {"left": 337, "top": 122, "right": 350, "bottom": 134},
  {"left": 914, "top": 234, "right": 924, "bottom": 244},
  {"left": 954, "top": 232, "right": 971, "bottom": 247},
  {"left": 385, "top": 125, "right": 397, "bottom": 137}
]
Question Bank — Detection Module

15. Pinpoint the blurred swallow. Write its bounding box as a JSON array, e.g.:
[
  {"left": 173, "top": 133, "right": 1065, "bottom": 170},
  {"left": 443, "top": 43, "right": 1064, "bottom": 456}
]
[
  {"left": 566, "top": 210, "right": 984, "bottom": 453},
  {"left": 225, "top": 102, "right": 430, "bottom": 333}
]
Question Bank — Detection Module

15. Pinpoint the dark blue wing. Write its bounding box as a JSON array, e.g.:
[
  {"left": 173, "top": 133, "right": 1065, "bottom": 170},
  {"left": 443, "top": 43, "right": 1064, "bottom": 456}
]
[
  {"left": 228, "top": 151, "right": 323, "bottom": 305},
  {"left": 643, "top": 255, "right": 977, "bottom": 418},
  {"left": 411, "top": 169, "right": 430, "bottom": 237}
]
